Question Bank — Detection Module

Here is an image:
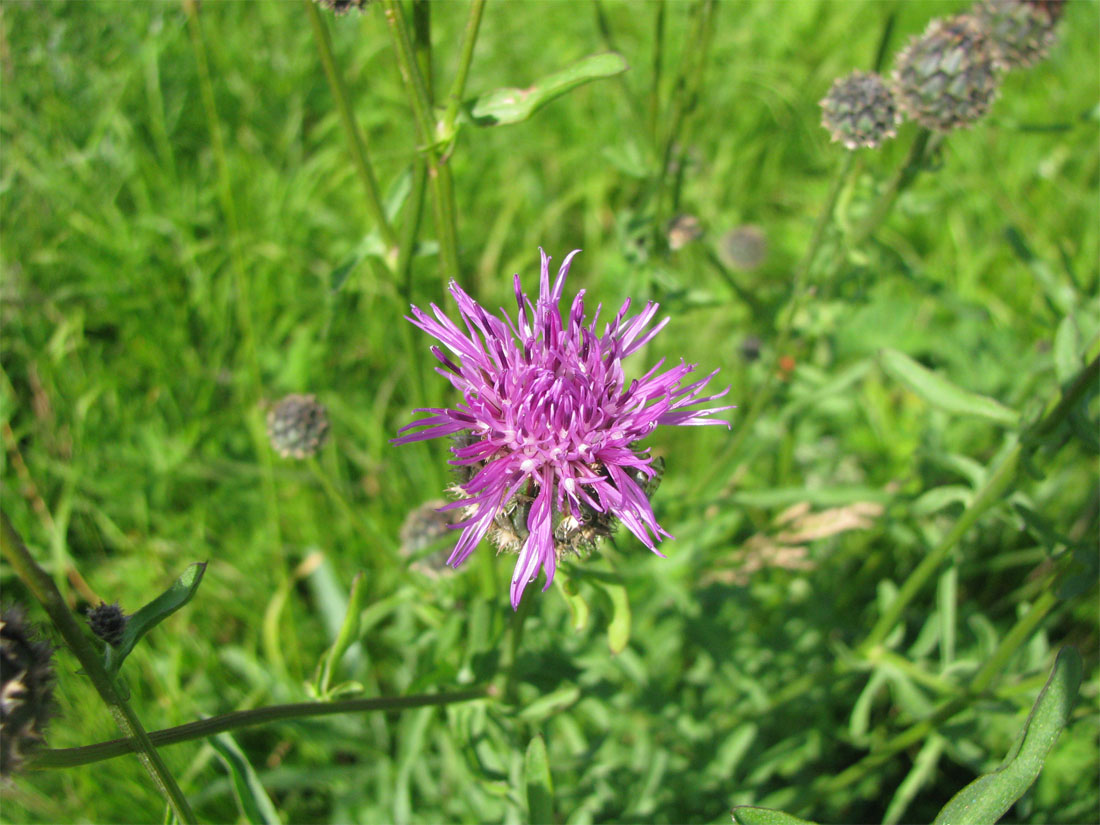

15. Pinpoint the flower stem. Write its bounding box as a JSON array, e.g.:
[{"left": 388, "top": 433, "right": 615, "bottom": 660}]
[
  {"left": 28, "top": 688, "right": 488, "bottom": 770},
  {"left": 305, "top": 0, "right": 400, "bottom": 261},
  {"left": 505, "top": 591, "right": 536, "bottom": 704},
  {"left": 692, "top": 150, "right": 856, "bottom": 493},
  {"left": 0, "top": 512, "right": 197, "bottom": 824},
  {"left": 380, "top": 0, "right": 461, "bottom": 289},
  {"left": 440, "top": 0, "right": 486, "bottom": 140}
]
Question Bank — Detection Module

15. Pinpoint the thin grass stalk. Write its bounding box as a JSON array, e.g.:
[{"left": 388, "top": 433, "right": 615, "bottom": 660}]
[
  {"left": 305, "top": 0, "right": 400, "bottom": 259},
  {"left": 29, "top": 688, "right": 489, "bottom": 770},
  {"left": 648, "top": 1, "right": 666, "bottom": 146},
  {"left": 380, "top": 0, "right": 460, "bottom": 289},
  {"left": 505, "top": 589, "right": 536, "bottom": 704},
  {"left": 0, "top": 512, "right": 198, "bottom": 824}
]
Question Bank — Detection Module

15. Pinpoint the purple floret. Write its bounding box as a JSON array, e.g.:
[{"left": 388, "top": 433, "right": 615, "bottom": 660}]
[{"left": 394, "top": 249, "right": 732, "bottom": 608}]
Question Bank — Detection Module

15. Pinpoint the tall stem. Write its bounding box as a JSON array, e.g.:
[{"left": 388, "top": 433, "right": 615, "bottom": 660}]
[
  {"left": 306, "top": 1, "right": 400, "bottom": 261},
  {"left": 440, "top": 0, "right": 486, "bottom": 140},
  {"left": 381, "top": 0, "right": 461, "bottom": 289},
  {"left": 29, "top": 687, "right": 488, "bottom": 770},
  {"left": 504, "top": 592, "right": 535, "bottom": 704},
  {"left": 1, "top": 512, "right": 197, "bottom": 824}
]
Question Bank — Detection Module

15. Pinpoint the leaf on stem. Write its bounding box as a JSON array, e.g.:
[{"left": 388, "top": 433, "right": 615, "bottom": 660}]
[
  {"left": 932, "top": 647, "right": 1083, "bottom": 825},
  {"left": 211, "top": 732, "right": 281, "bottom": 825},
  {"left": 465, "top": 53, "right": 629, "bottom": 126},
  {"left": 105, "top": 562, "right": 206, "bottom": 677},
  {"left": 879, "top": 349, "right": 1020, "bottom": 427}
]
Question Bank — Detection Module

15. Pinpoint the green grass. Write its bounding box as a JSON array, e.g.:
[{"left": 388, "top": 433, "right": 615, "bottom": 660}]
[{"left": 1, "top": 1, "right": 1097, "bottom": 823}]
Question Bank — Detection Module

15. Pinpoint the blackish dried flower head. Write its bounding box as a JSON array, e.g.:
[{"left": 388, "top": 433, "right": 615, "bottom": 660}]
[
  {"left": 974, "top": 0, "right": 1061, "bottom": 69},
  {"left": 87, "top": 602, "right": 128, "bottom": 647},
  {"left": 1, "top": 608, "right": 55, "bottom": 776},
  {"left": 819, "top": 71, "right": 901, "bottom": 149},
  {"left": 267, "top": 394, "right": 329, "bottom": 459},
  {"left": 893, "top": 15, "right": 1001, "bottom": 132},
  {"left": 394, "top": 249, "right": 732, "bottom": 609},
  {"left": 313, "top": 0, "right": 370, "bottom": 15}
]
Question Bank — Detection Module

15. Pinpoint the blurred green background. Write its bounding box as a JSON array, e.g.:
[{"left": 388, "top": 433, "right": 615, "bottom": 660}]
[{"left": 1, "top": 1, "right": 1097, "bottom": 822}]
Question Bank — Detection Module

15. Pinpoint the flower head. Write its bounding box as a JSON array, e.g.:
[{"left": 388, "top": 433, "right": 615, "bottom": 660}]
[{"left": 394, "top": 249, "right": 731, "bottom": 609}]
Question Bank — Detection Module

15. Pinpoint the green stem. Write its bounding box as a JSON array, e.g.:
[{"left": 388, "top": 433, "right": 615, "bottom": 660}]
[
  {"left": 816, "top": 587, "right": 1058, "bottom": 798},
  {"left": 647, "top": 1, "right": 667, "bottom": 146},
  {"left": 381, "top": 0, "right": 461, "bottom": 289},
  {"left": 1, "top": 512, "right": 197, "bottom": 823},
  {"left": 505, "top": 591, "right": 536, "bottom": 704},
  {"left": 306, "top": 0, "right": 400, "bottom": 260},
  {"left": 307, "top": 459, "right": 399, "bottom": 561},
  {"left": 692, "top": 150, "right": 856, "bottom": 494},
  {"left": 29, "top": 688, "right": 488, "bottom": 770},
  {"left": 440, "top": 0, "right": 486, "bottom": 139},
  {"left": 859, "top": 353, "right": 1098, "bottom": 653}
]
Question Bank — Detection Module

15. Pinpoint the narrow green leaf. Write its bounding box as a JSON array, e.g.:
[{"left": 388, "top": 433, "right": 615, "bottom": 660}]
[
  {"left": 912, "top": 485, "right": 972, "bottom": 516},
  {"left": 467, "top": 53, "right": 629, "bottom": 126},
  {"left": 211, "top": 732, "right": 281, "bottom": 825},
  {"left": 932, "top": 647, "right": 1083, "bottom": 825},
  {"left": 555, "top": 574, "right": 590, "bottom": 631},
  {"left": 329, "top": 233, "right": 387, "bottom": 292},
  {"left": 883, "top": 736, "right": 946, "bottom": 825},
  {"left": 593, "top": 580, "right": 631, "bottom": 654},
  {"left": 524, "top": 734, "right": 554, "bottom": 825},
  {"left": 731, "top": 806, "right": 818, "bottom": 825},
  {"left": 105, "top": 562, "right": 206, "bottom": 676},
  {"left": 879, "top": 349, "right": 1020, "bottom": 427},
  {"left": 518, "top": 684, "right": 581, "bottom": 723},
  {"left": 316, "top": 571, "right": 367, "bottom": 698}
]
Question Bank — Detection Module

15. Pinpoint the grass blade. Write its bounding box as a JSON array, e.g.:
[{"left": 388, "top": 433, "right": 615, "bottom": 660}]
[
  {"left": 879, "top": 349, "right": 1020, "bottom": 427},
  {"left": 211, "top": 732, "right": 281, "bottom": 825}
]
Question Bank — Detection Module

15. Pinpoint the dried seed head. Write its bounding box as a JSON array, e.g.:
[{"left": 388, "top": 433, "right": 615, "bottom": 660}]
[
  {"left": 819, "top": 71, "right": 901, "bottom": 149},
  {"left": 973, "top": 0, "right": 1061, "bottom": 70},
  {"left": 719, "top": 225, "right": 768, "bottom": 272},
  {"left": 1, "top": 608, "right": 55, "bottom": 776},
  {"left": 266, "top": 394, "right": 329, "bottom": 459},
  {"left": 313, "top": 0, "right": 370, "bottom": 15},
  {"left": 893, "top": 15, "right": 1001, "bottom": 132},
  {"left": 86, "top": 602, "right": 128, "bottom": 647}
]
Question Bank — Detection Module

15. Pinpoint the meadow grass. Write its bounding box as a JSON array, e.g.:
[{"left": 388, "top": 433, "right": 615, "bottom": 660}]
[{"left": 1, "top": 1, "right": 1097, "bottom": 823}]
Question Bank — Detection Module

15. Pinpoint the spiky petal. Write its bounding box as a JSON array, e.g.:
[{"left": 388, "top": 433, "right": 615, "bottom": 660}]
[{"left": 394, "top": 250, "right": 732, "bottom": 608}]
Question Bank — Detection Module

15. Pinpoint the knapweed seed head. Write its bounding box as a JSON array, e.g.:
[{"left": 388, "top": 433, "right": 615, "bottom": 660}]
[
  {"left": 394, "top": 250, "right": 732, "bottom": 609},
  {"left": 87, "top": 602, "right": 128, "bottom": 647},
  {"left": 267, "top": 394, "right": 329, "bottom": 459},
  {"left": 819, "top": 71, "right": 901, "bottom": 150},
  {"left": 1, "top": 608, "right": 55, "bottom": 776},
  {"left": 973, "top": 0, "right": 1061, "bottom": 70},
  {"left": 893, "top": 15, "right": 1001, "bottom": 132}
]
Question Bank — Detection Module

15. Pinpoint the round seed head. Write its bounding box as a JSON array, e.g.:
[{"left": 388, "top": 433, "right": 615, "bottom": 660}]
[
  {"left": 1021, "top": 0, "right": 1067, "bottom": 22},
  {"left": 313, "top": 0, "right": 370, "bottom": 15},
  {"left": 1, "top": 608, "right": 55, "bottom": 776},
  {"left": 973, "top": 0, "right": 1061, "bottom": 69},
  {"left": 87, "top": 602, "right": 128, "bottom": 647},
  {"left": 893, "top": 15, "right": 1001, "bottom": 132},
  {"left": 266, "top": 394, "right": 329, "bottom": 459},
  {"left": 819, "top": 71, "right": 901, "bottom": 149},
  {"left": 719, "top": 225, "right": 768, "bottom": 272}
]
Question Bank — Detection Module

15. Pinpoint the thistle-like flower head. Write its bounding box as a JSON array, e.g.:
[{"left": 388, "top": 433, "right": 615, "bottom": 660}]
[
  {"left": 819, "top": 71, "right": 901, "bottom": 150},
  {"left": 394, "top": 250, "right": 731, "bottom": 608}
]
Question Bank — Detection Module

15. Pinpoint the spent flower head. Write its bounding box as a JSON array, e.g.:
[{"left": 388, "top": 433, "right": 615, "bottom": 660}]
[
  {"left": 1, "top": 607, "right": 55, "bottom": 776},
  {"left": 394, "top": 249, "right": 732, "bottom": 609}
]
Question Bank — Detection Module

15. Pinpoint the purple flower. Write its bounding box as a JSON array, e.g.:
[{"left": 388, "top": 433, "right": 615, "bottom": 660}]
[{"left": 394, "top": 249, "right": 732, "bottom": 609}]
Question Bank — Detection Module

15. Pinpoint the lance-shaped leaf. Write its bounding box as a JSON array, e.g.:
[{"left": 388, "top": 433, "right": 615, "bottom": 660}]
[
  {"left": 731, "top": 806, "right": 818, "bottom": 825},
  {"left": 211, "top": 731, "right": 281, "bottom": 825},
  {"left": 879, "top": 349, "right": 1020, "bottom": 427},
  {"left": 466, "top": 53, "right": 629, "bottom": 126},
  {"left": 932, "top": 647, "right": 1082, "bottom": 825},
  {"left": 105, "top": 562, "right": 206, "bottom": 677},
  {"left": 525, "top": 734, "right": 554, "bottom": 825}
]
